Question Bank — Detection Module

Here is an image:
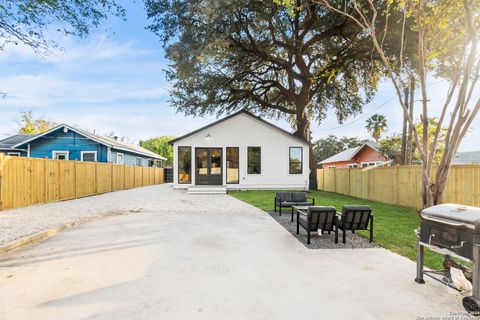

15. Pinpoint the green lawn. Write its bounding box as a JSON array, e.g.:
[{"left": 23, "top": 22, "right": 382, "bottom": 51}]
[{"left": 229, "top": 189, "right": 446, "bottom": 269}]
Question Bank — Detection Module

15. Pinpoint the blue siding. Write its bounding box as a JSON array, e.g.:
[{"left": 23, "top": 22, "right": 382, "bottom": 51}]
[
  {"left": 14, "top": 127, "right": 155, "bottom": 167},
  {"left": 20, "top": 129, "right": 108, "bottom": 161},
  {"left": 110, "top": 149, "right": 152, "bottom": 167}
]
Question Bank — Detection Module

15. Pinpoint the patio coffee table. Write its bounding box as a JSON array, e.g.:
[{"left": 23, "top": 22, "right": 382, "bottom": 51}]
[{"left": 292, "top": 205, "right": 310, "bottom": 223}]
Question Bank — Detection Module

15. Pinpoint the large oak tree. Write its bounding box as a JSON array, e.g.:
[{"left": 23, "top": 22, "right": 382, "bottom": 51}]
[{"left": 145, "top": 0, "right": 406, "bottom": 188}]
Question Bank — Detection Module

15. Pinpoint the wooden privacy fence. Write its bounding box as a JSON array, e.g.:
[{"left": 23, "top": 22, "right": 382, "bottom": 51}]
[
  {"left": 317, "top": 165, "right": 480, "bottom": 209},
  {"left": 0, "top": 155, "right": 164, "bottom": 210}
]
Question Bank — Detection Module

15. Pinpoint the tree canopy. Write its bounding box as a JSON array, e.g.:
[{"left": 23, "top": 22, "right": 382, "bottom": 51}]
[
  {"left": 145, "top": 0, "right": 406, "bottom": 137},
  {"left": 0, "top": 0, "right": 125, "bottom": 53},
  {"left": 140, "top": 136, "right": 175, "bottom": 166},
  {"left": 18, "top": 110, "right": 56, "bottom": 134},
  {"left": 365, "top": 114, "right": 387, "bottom": 142}
]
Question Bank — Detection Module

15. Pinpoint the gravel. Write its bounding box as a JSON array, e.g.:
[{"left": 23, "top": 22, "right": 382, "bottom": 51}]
[
  {"left": 0, "top": 184, "right": 264, "bottom": 247},
  {"left": 267, "top": 211, "right": 378, "bottom": 249}
]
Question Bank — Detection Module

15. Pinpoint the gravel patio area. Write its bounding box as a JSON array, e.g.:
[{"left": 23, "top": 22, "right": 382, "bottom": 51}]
[{"left": 267, "top": 210, "right": 378, "bottom": 249}]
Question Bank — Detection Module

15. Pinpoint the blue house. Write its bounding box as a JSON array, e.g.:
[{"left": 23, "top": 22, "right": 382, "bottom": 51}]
[{"left": 0, "top": 124, "right": 166, "bottom": 167}]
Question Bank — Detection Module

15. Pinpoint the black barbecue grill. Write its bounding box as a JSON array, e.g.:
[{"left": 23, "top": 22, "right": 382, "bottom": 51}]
[{"left": 416, "top": 203, "right": 480, "bottom": 314}]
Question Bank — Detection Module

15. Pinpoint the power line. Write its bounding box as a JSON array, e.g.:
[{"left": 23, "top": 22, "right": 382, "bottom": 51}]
[
  {"left": 318, "top": 96, "right": 396, "bottom": 131},
  {"left": 318, "top": 79, "right": 445, "bottom": 131}
]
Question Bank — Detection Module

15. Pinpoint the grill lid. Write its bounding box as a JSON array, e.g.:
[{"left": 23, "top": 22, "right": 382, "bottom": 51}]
[{"left": 421, "top": 203, "right": 480, "bottom": 224}]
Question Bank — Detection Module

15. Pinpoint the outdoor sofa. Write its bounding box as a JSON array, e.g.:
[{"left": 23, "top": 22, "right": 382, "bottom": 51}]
[{"left": 274, "top": 192, "right": 315, "bottom": 218}]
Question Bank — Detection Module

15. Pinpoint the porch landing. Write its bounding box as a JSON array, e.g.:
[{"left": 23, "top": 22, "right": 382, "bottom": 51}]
[{"left": 187, "top": 185, "right": 227, "bottom": 194}]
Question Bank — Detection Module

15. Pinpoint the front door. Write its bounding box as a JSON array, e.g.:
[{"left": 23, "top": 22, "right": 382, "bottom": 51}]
[{"left": 195, "top": 148, "right": 223, "bottom": 185}]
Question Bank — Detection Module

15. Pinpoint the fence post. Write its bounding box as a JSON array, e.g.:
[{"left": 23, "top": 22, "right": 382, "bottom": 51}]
[
  {"left": 74, "top": 160, "right": 78, "bottom": 199},
  {"left": 43, "top": 157, "right": 47, "bottom": 203},
  {"left": 111, "top": 163, "right": 114, "bottom": 191},
  {"left": 0, "top": 154, "right": 3, "bottom": 210},
  {"left": 95, "top": 162, "right": 98, "bottom": 194}
]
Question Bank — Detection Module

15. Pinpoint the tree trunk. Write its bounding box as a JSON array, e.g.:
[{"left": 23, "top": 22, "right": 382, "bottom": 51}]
[
  {"left": 293, "top": 106, "right": 317, "bottom": 191},
  {"left": 406, "top": 77, "right": 415, "bottom": 165},
  {"left": 400, "top": 87, "right": 409, "bottom": 165}
]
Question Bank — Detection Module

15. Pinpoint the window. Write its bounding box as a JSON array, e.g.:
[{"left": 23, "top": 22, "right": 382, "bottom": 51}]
[
  {"left": 347, "top": 164, "right": 358, "bottom": 168},
  {"left": 116, "top": 153, "right": 124, "bottom": 164},
  {"left": 148, "top": 159, "right": 155, "bottom": 167},
  {"left": 156, "top": 160, "right": 162, "bottom": 168},
  {"left": 7, "top": 152, "right": 20, "bottom": 157},
  {"left": 247, "top": 147, "right": 261, "bottom": 174},
  {"left": 362, "top": 163, "right": 369, "bottom": 168},
  {"left": 81, "top": 151, "right": 97, "bottom": 162},
  {"left": 226, "top": 147, "right": 239, "bottom": 184},
  {"left": 328, "top": 165, "right": 336, "bottom": 169},
  {"left": 52, "top": 151, "right": 69, "bottom": 160},
  {"left": 289, "top": 147, "right": 303, "bottom": 174},
  {"left": 178, "top": 146, "right": 191, "bottom": 184},
  {"left": 136, "top": 157, "right": 143, "bottom": 166}
]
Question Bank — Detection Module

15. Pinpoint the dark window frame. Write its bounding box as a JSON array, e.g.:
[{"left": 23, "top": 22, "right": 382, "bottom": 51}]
[
  {"left": 178, "top": 146, "right": 192, "bottom": 184},
  {"left": 247, "top": 146, "right": 261, "bottom": 175},
  {"left": 226, "top": 147, "right": 239, "bottom": 184},
  {"left": 289, "top": 147, "right": 303, "bottom": 174}
]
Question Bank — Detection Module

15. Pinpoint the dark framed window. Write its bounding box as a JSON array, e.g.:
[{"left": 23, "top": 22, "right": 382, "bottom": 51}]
[
  {"left": 247, "top": 147, "right": 261, "bottom": 174},
  {"left": 289, "top": 147, "right": 303, "bottom": 174},
  {"left": 226, "top": 147, "right": 239, "bottom": 184},
  {"left": 178, "top": 146, "right": 191, "bottom": 184}
]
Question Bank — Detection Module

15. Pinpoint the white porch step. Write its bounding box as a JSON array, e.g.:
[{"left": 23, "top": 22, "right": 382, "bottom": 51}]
[{"left": 187, "top": 186, "right": 227, "bottom": 195}]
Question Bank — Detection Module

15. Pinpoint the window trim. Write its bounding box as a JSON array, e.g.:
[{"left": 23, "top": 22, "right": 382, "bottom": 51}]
[
  {"left": 178, "top": 146, "right": 192, "bottom": 184},
  {"left": 226, "top": 147, "right": 240, "bottom": 184},
  {"left": 52, "top": 150, "right": 69, "bottom": 160},
  {"left": 347, "top": 163, "right": 359, "bottom": 168},
  {"left": 7, "top": 152, "right": 21, "bottom": 156},
  {"left": 328, "top": 165, "right": 336, "bottom": 169},
  {"left": 116, "top": 152, "right": 124, "bottom": 164},
  {"left": 80, "top": 151, "right": 97, "bottom": 162},
  {"left": 247, "top": 146, "right": 261, "bottom": 175},
  {"left": 289, "top": 147, "right": 303, "bottom": 174},
  {"left": 136, "top": 157, "right": 143, "bottom": 167}
]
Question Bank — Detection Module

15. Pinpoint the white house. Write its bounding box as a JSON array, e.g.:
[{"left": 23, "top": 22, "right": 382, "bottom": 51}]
[{"left": 170, "top": 110, "right": 310, "bottom": 192}]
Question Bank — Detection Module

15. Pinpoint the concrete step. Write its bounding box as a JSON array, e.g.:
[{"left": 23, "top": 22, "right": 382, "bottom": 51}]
[{"left": 187, "top": 186, "right": 227, "bottom": 195}]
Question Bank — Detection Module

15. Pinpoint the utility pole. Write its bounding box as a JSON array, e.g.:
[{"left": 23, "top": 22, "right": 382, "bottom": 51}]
[
  {"left": 406, "top": 76, "right": 415, "bottom": 165},
  {"left": 400, "top": 87, "right": 409, "bottom": 165}
]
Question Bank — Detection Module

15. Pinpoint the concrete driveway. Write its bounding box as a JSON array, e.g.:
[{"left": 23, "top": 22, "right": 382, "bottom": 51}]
[{"left": 0, "top": 185, "right": 469, "bottom": 319}]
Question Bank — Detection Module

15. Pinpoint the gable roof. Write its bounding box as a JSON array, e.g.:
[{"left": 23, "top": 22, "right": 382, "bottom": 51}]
[
  {"left": 169, "top": 109, "right": 310, "bottom": 145},
  {"left": 12, "top": 124, "right": 166, "bottom": 160},
  {"left": 318, "top": 141, "right": 379, "bottom": 164},
  {"left": 0, "top": 133, "right": 37, "bottom": 150},
  {"left": 453, "top": 151, "right": 480, "bottom": 164}
]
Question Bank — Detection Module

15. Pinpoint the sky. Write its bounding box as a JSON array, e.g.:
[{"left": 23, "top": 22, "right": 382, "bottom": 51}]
[{"left": 0, "top": 1, "right": 479, "bottom": 152}]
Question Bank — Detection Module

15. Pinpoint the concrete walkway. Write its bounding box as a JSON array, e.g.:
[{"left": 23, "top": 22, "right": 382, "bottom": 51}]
[{"left": 0, "top": 185, "right": 469, "bottom": 319}]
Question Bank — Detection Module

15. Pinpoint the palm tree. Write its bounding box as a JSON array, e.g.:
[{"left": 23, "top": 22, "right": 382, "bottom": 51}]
[{"left": 365, "top": 114, "right": 387, "bottom": 142}]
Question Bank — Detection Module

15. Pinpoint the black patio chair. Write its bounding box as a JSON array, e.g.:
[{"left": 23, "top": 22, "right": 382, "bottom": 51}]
[
  {"left": 296, "top": 206, "right": 337, "bottom": 245},
  {"left": 336, "top": 205, "right": 373, "bottom": 244},
  {"left": 274, "top": 192, "right": 315, "bottom": 217}
]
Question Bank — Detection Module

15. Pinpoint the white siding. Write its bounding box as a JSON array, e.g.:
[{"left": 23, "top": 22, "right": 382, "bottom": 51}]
[{"left": 173, "top": 113, "right": 310, "bottom": 190}]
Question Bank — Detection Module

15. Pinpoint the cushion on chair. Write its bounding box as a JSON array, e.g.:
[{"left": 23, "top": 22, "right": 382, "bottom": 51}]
[
  {"left": 291, "top": 192, "right": 307, "bottom": 202},
  {"left": 276, "top": 192, "right": 292, "bottom": 202},
  {"left": 339, "top": 205, "right": 372, "bottom": 230}
]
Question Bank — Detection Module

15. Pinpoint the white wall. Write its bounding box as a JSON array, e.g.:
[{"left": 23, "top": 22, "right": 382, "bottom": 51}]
[{"left": 173, "top": 113, "right": 310, "bottom": 190}]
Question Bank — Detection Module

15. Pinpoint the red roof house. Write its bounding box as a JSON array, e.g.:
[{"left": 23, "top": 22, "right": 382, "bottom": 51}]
[{"left": 319, "top": 142, "right": 388, "bottom": 169}]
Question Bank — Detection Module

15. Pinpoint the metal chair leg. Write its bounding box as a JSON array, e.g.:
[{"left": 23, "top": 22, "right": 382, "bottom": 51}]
[
  {"left": 296, "top": 219, "right": 299, "bottom": 235},
  {"left": 334, "top": 226, "right": 338, "bottom": 244},
  {"left": 307, "top": 230, "right": 311, "bottom": 245},
  {"left": 370, "top": 216, "right": 374, "bottom": 243},
  {"left": 342, "top": 229, "right": 346, "bottom": 244},
  {"left": 291, "top": 207, "right": 294, "bottom": 222}
]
